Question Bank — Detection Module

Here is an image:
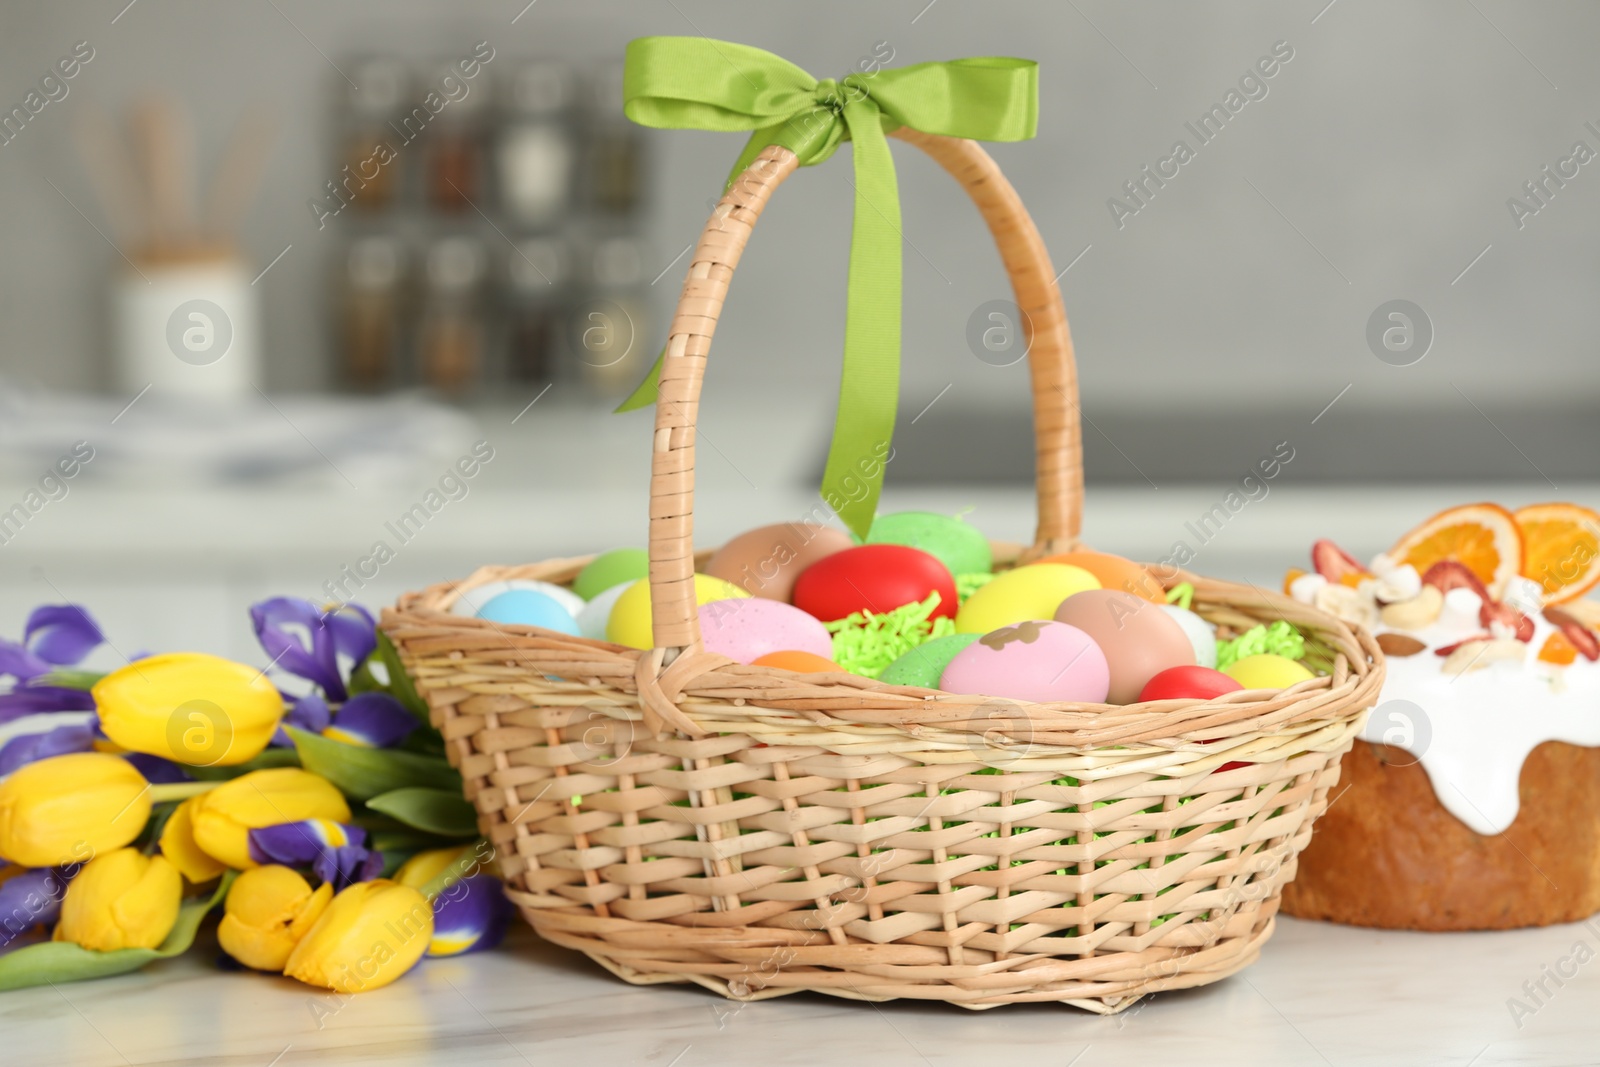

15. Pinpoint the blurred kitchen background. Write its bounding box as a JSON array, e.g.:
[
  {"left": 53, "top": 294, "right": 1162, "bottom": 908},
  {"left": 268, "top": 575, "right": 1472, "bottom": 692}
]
[{"left": 0, "top": 0, "right": 1596, "bottom": 656}]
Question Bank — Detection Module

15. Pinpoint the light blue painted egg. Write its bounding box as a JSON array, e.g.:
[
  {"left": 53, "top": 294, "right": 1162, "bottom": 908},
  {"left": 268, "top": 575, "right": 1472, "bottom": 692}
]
[{"left": 476, "top": 589, "right": 581, "bottom": 635}]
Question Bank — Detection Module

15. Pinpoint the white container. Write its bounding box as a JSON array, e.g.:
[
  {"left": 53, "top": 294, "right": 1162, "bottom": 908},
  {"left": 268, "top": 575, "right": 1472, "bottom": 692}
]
[{"left": 112, "top": 254, "right": 261, "bottom": 399}]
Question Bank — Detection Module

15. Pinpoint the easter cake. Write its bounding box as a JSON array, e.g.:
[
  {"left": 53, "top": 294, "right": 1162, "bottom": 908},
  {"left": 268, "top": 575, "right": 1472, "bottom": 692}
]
[{"left": 1277, "top": 503, "right": 1600, "bottom": 930}]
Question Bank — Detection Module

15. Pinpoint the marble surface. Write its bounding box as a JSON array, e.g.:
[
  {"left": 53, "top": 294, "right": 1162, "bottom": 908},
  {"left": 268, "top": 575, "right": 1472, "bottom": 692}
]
[{"left": 6, "top": 914, "right": 1599, "bottom": 1067}]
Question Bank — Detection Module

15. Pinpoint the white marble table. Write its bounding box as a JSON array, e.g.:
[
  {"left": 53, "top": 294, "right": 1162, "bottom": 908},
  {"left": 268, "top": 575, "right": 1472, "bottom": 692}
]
[{"left": 5, "top": 913, "right": 1596, "bottom": 1066}]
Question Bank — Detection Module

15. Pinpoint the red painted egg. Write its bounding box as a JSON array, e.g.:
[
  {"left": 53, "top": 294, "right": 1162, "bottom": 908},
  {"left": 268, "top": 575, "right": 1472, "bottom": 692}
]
[
  {"left": 1136, "top": 665, "right": 1244, "bottom": 703},
  {"left": 792, "top": 544, "right": 958, "bottom": 623}
]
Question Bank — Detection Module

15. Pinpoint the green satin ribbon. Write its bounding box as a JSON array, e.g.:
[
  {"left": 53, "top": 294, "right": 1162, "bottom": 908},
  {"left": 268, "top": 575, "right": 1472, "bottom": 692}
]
[{"left": 614, "top": 36, "right": 1038, "bottom": 539}]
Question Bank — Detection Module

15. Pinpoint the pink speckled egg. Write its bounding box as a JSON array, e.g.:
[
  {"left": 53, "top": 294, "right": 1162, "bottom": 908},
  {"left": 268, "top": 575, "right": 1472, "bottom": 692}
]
[
  {"left": 697, "top": 598, "right": 834, "bottom": 664},
  {"left": 939, "top": 620, "right": 1110, "bottom": 704}
]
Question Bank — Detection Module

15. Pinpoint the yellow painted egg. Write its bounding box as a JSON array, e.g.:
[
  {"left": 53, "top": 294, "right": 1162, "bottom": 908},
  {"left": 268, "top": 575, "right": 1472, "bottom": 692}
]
[
  {"left": 1222, "top": 653, "right": 1314, "bottom": 690},
  {"left": 606, "top": 574, "right": 749, "bottom": 649},
  {"left": 954, "top": 563, "right": 1100, "bottom": 634}
]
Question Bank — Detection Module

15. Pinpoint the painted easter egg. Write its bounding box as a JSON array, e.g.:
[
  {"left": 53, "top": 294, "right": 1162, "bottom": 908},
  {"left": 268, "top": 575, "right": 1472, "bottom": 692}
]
[
  {"left": 576, "top": 582, "right": 632, "bottom": 640},
  {"left": 698, "top": 598, "right": 834, "bottom": 664},
  {"left": 1223, "top": 653, "right": 1315, "bottom": 690},
  {"left": 573, "top": 548, "right": 649, "bottom": 601},
  {"left": 704, "top": 523, "right": 855, "bottom": 602},
  {"left": 939, "top": 620, "right": 1110, "bottom": 704},
  {"left": 452, "top": 579, "right": 584, "bottom": 619},
  {"left": 877, "top": 633, "right": 982, "bottom": 688},
  {"left": 866, "top": 511, "right": 991, "bottom": 577},
  {"left": 1158, "top": 604, "right": 1218, "bottom": 669},
  {"left": 751, "top": 650, "right": 845, "bottom": 673},
  {"left": 1137, "top": 665, "right": 1243, "bottom": 702},
  {"left": 1036, "top": 551, "right": 1163, "bottom": 602},
  {"left": 475, "top": 590, "right": 580, "bottom": 635},
  {"left": 1052, "top": 590, "right": 1195, "bottom": 704},
  {"left": 955, "top": 563, "right": 1100, "bottom": 635},
  {"left": 791, "top": 544, "right": 957, "bottom": 623},
  {"left": 607, "top": 574, "right": 749, "bottom": 650}
]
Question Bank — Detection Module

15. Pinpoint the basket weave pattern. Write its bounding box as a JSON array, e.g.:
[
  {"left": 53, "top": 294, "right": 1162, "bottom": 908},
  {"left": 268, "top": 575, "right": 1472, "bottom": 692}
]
[{"left": 383, "top": 132, "right": 1382, "bottom": 1012}]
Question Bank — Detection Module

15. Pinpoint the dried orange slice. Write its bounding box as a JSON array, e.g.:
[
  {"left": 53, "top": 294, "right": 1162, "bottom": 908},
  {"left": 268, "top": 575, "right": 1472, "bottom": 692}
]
[
  {"left": 1388, "top": 503, "right": 1523, "bottom": 598},
  {"left": 1513, "top": 503, "right": 1600, "bottom": 603}
]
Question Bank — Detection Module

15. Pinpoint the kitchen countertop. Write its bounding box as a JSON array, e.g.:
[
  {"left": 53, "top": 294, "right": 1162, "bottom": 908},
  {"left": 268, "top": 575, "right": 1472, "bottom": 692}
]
[{"left": 5, "top": 914, "right": 1597, "bottom": 1066}]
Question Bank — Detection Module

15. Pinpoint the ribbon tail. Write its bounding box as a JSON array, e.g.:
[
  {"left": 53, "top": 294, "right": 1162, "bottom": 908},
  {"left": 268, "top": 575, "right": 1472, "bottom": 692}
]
[
  {"left": 820, "top": 103, "right": 901, "bottom": 541},
  {"left": 614, "top": 349, "right": 666, "bottom": 413}
]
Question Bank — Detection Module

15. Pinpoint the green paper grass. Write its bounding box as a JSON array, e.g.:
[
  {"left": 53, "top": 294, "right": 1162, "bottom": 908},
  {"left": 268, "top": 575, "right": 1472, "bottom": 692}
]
[
  {"left": 1215, "top": 620, "right": 1306, "bottom": 672},
  {"left": 955, "top": 571, "right": 996, "bottom": 603},
  {"left": 826, "top": 591, "right": 957, "bottom": 678}
]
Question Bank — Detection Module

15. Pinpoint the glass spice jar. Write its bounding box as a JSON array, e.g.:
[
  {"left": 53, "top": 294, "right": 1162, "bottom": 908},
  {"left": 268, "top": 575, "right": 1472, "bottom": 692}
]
[
  {"left": 505, "top": 236, "right": 570, "bottom": 385},
  {"left": 497, "top": 62, "right": 575, "bottom": 229},
  {"left": 341, "top": 236, "right": 407, "bottom": 389},
  {"left": 420, "top": 236, "right": 486, "bottom": 394}
]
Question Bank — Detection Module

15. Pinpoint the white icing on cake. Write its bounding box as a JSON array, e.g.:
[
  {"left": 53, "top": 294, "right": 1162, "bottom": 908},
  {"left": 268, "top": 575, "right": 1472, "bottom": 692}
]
[
  {"left": 1368, "top": 611, "right": 1600, "bottom": 835},
  {"left": 1295, "top": 568, "right": 1600, "bottom": 836}
]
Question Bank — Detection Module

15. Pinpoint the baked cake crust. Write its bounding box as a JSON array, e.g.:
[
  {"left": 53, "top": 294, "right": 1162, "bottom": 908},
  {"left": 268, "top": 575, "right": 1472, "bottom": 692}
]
[{"left": 1281, "top": 739, "right": 1600, "bottom": 930}]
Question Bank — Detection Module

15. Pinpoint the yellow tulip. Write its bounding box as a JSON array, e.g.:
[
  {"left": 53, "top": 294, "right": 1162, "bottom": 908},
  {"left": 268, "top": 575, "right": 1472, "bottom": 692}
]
[
  {"left": 394, "top": 844, "right": 477, "bottom": 892},
  {"left": 93, "top": 652, "right": 285, "bottom": 767},
  {"left": 0, "top": 753, "right": 148, "bottom": 868},
  {"left": 54, "top": 848, "right": 181, "bottom": 951},
  {"left": 284, "top": 879, "right": 433, "bottom": 992},
  {"left": 217, "top": 865, "right": 333, "bottom": 971},
  {"left": 189, "top": 769, "right": 351, "bottom": 870},
  {"left": 158, "top": 798, "right": 227, "bottom": 883}
]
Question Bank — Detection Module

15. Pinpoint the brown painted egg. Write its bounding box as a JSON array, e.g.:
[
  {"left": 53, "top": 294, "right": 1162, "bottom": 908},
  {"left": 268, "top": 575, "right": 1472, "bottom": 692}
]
[
  {"left": 703, "top": 523, "right": 855, "bottom": 602},
  {"left": 1052, "top": 589, "right": 1195, "bottom": 704}
]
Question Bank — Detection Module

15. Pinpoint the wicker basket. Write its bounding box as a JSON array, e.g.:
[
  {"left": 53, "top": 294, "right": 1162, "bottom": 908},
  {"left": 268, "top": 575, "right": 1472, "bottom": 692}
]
[{"left": 383, "top": 129, "right": 1384, "bottom": 1013}]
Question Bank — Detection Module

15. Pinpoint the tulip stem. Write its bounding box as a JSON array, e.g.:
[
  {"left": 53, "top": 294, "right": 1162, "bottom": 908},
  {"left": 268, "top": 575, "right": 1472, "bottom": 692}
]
[{"left": 149, "top": 781, "right": 224, "bottom": 803}]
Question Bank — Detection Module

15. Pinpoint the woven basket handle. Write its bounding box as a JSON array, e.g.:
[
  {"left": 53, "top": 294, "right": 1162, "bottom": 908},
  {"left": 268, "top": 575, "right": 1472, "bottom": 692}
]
[{"left": 648, "top": 130, "right": 1083, "bottom": 653}]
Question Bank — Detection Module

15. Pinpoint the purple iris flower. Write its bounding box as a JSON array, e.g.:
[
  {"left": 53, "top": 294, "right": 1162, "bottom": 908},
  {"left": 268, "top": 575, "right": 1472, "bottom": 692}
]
[
  {"left": 0, "top": 605, "right": 103, "bottom": 725},
  {"left": 271, "top": 691, "right": 332, "bottom": 747},
  {"left": 249, "top": 599, "right": 376, "bottom": 702},
  {"left": 428, "top": 875, "right": 513, "bottom": 956},
  {"left": 248, "top": 820, "right": 383, "bottom": 890},
  {"left": 0, "top": 867, "right": 73, "bottom": 948},
  {"left": 0, "top": 721, "right": 98, "bottom": 776},
  {"left": 323, "top": 692, "right": 416, "bottom": 748},
  {"left": 123, "top": 751, "right": 192, "bottom": 784}
]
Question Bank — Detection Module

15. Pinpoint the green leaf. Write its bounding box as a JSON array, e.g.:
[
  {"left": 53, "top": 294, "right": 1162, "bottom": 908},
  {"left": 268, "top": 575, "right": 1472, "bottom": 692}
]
[
  {"left": 375, "top": 631, "right": 430, "bottom": 724},
  {"left": 372, "top": 830, "right": 451, "bottom": 854},
  {"left": 28, "top": 668, "right": 106, "bottom": 691},
  {"left": 286, "top": 727, "right": 459, "bottom": 802},
  {"left": 347, "top": 657, "right": 383, "bottom": 695},
  {"left": 185, "top": 746, "right": 302, "bottom": 781},
  {"left": 0, "top": 872, "right": 233, "bottom": 992},
  {"left": 366, "top": 787, "right": 478, "bottom": 838}
]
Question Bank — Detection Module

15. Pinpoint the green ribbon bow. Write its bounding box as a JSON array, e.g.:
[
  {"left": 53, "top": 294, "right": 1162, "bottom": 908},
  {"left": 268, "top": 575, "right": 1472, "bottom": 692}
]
[{"left": 615, "top": 36, "right": 1038, "bottom": 539}]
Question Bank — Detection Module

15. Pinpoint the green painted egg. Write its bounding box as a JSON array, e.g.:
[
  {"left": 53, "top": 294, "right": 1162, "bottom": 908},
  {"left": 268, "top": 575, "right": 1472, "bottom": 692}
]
[
  {"left": 878, "top": 632, "right": 983, "bottom": 688},
  {"left": 573, "top": 548, "right": 649, "bottom": 601},
  {"left": 866, "top": 512, "right": 991, "bottom": 577}
]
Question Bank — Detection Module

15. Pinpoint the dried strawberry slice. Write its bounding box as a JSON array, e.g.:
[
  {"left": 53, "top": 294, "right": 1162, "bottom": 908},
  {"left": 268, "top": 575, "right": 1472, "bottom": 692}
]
[
  {"left": 1435, "top": 632, "right": 1492, "bottom": 656},
  {"left": 1312, "top": 539, "right": 1368, "bottom": 585},
  {"left": 1545, "top": 606, "right": 1600, "bottom": 661},
  {"left": 1421, "top": 560, "right": 1490, "bottom": 600},
  {"left": 1480, "top": 599, "right": 1535, "bottom": 642}
]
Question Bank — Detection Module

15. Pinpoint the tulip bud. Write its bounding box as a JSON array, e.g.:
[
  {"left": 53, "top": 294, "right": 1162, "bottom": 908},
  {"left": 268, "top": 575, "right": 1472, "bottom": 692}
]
[
  {"left": 189, "top": 769, "right": 351, "bottom": 870},
  {"left": 0, "top": 752, "right": 149, "bottom": 868},
  {"left": 158, "top": 798, "right": 227, "bottom": 883},
  {"left": 93, "top": 652, "right": 285, "bottom": 767},
  {"left": 394, "top": 844, "right": 477, "bottom": 892},
  {"left": 218, "top": 865, "right": 333, "bottom": 971},
  {"left": 284, "top": 879, "right": 432, "bottom": 993},
  {"left": 54, "top": 848, "right": 181, "bottom": 951}
]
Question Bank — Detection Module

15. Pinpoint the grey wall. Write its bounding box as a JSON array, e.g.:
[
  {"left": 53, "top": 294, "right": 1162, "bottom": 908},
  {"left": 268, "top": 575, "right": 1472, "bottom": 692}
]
[{"left": 1, "top": 0, "right": 1596, "bottom": 423}]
